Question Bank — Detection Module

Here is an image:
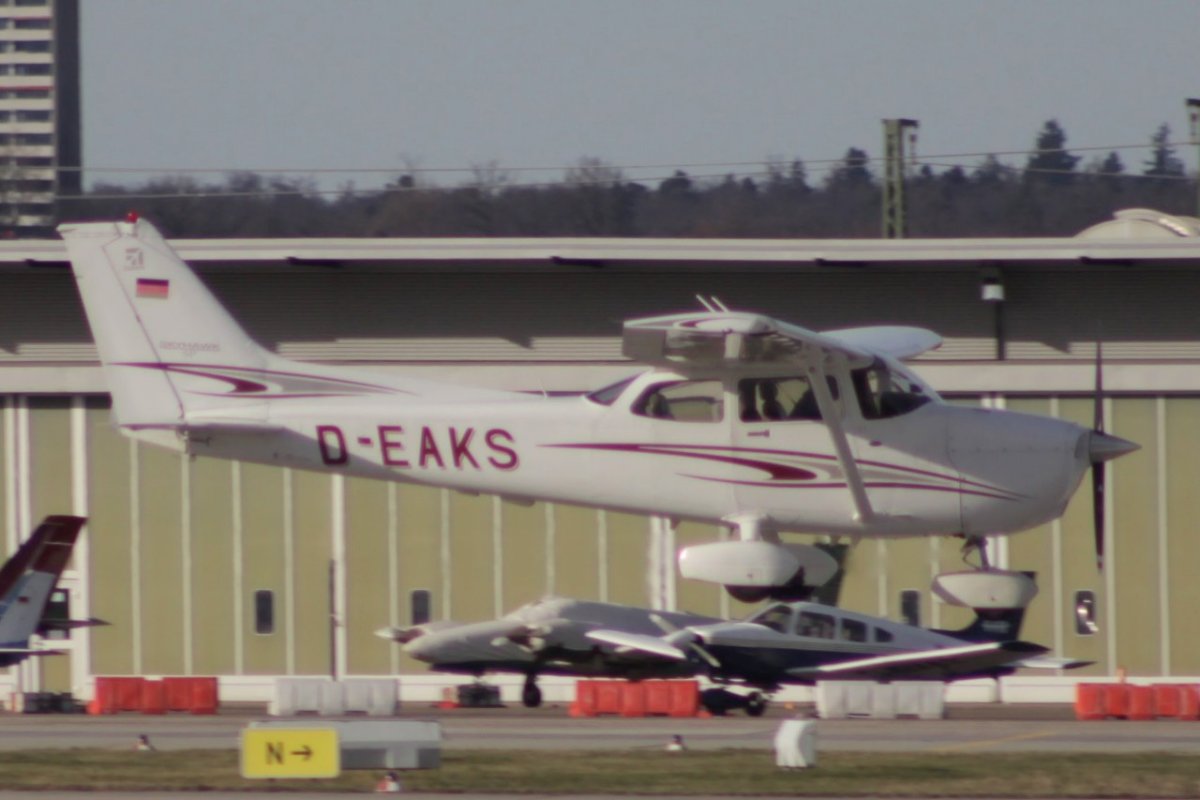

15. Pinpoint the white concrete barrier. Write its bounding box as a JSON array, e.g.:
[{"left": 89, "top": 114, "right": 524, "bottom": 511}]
[{"left": 270, "top": 678, "right": 398, "bottom": 716}]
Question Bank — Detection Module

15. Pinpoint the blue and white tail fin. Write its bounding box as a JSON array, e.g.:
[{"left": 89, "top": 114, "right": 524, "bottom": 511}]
[
  {"left": 58, "top": 218, "right": 276, "bottom": 429},
  {"left": 0, "top": 515, "right": 85, "bottom": 665}
]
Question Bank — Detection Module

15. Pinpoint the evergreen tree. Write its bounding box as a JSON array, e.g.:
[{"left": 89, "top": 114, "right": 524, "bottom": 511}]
[
  {"left": 1025, "top": 120, "right": 1080, "bottom": 184},
  {"left": 1143, "top": 124, "right": 1184, "bottom": 178},
  {"left": 826, "top": 147, "right": 872, "bottom": 188}
]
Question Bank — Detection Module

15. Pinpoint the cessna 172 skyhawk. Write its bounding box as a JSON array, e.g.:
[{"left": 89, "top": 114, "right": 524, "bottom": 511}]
[{"left": 59, "top": 217, "right": 1137, "bottom": 600}]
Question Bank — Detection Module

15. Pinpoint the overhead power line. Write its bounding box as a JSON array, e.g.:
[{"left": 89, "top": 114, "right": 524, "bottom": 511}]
[{"left": 57, "top": 140, "right": 1197, "bottom": 180}]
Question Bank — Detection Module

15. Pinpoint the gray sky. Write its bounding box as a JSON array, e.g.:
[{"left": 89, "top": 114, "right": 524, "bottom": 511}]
[{"left": 81, "top": 0, "right": 1200, "bottom": 192}]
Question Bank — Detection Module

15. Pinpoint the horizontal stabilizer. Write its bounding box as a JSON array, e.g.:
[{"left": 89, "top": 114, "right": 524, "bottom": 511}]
[
  {"left": 0, "top": 647, "right": 65, "bottom": 657},
  {"left": 37, "top": 617, "right": 108, "bottom": 635}
]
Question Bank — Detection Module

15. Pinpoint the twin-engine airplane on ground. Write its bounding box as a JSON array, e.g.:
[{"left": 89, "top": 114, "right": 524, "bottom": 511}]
[
  {"left": 59, "top": 217, "right": 1137, "bottom": 600},
  {"left": 381, "top": 591, "right": 1086, "bottom": 715},
  {"left": 0, "top": 515, "right": 92, "bottom": 667}
]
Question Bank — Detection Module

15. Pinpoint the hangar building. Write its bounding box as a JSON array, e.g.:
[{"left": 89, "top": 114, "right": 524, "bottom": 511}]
[{"left": 1, "top": 207, "right": 1199, "bottom": 702}]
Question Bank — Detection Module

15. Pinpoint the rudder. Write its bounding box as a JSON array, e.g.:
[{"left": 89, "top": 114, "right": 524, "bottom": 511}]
[{"left": 59, "top": 218, "right": 272, "bottom": 428}]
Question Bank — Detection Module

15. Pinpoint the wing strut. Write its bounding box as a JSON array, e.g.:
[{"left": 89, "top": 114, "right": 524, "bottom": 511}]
[{"left": 804, "top": 351, "right": 875, "bottom": 525}]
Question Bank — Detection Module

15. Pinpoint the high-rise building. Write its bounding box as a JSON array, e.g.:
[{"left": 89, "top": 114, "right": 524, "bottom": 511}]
[{"left": 0, "top": 0, "right": 78, "bottom": 236}]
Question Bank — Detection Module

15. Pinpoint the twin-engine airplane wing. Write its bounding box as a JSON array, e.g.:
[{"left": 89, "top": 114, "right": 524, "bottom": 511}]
[
  {"left": 781, "top": 640, "right": 1049, "bottom": 682},
  {"left": 622, "top": 310, "right": 942, "bottom": 368}
]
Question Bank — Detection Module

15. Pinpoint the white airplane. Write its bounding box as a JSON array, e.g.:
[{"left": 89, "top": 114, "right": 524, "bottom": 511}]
[
  {"left": 381, "top": 585, "right": 1085, "bottom": 714},
  {"left": 59, "top": 216, "right": 1137, "bottom": 600},
  {"left": 0, "top": 515, "right": 92, "bottom": 668}
]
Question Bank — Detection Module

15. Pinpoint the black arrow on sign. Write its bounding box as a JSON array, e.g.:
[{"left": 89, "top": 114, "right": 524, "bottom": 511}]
[{"left": 291, "top": 745, "right": 312, "bottom": 761}]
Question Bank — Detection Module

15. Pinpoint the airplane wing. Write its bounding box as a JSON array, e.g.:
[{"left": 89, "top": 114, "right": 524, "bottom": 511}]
[
  {"left": 37, "top": 617, "right": 107, "bottom": 635},
  {"left": 585, "top": 630, "right": 689, "bottom": 661},
  {"left": 784, "top": 640, "right": 1049, "bottom": 682},
  {"left": 622, "top": 311, "right": 940, "bottom": 368},
  {"left": 1013, "top": 655, "right": 1094, "bottom": 670},
  {"left": 0, "top": 647, "right": 66, "bottom": 657}
]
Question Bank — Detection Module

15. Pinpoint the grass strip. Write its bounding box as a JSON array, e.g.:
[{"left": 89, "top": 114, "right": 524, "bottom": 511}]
[{"left": 3, "top": 748, "right": 1200, "bottom": 795}]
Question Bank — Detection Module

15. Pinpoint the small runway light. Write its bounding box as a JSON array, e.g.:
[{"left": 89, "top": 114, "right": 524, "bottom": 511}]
[{"left": 125, "top": 211, "right": 140, "bottom": 224}]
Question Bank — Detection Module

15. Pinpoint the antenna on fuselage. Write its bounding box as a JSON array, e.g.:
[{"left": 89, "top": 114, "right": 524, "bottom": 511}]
[{"left": 695, "top": 295, "right": 731, "bottom": 312}]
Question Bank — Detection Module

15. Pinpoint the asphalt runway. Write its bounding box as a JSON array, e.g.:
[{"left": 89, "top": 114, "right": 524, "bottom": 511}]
[{"left": 0, "top": 703, "right": 1196, "bottom": 755}]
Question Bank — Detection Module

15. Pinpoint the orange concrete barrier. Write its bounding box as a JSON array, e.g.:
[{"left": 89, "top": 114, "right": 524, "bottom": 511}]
[
  {"left": 189, "top": 677, "right": 218, "bottom": 715},
  {"left": 644, "top": 681, "right": 672, "bottom": 716},
  {"left": 594, "top": 681, "right": 623, "bottom": 716},
  {"left": 140, "top": 680, "right": 166, "bottom": 715},
  {"left": 1127, "top": 685, "right": 1155, "bottom": 721},
  {"left": 667, "top": 680, "right": 699, "bottom": 717},
  {"left": 1179, "top": 685, "right": 1200, "bottom": 721},
  {"left": 1074, "top": 683, "right": 1106, "bottom": 720},
  {"left": 1104, "top": 683, "right": 1130, "bottom": 719},
  {"left": 91, "top": 677, "right": 147, "bottom": 714},
  {"left": 162, "top": 677, "right": 194, "bottom": 712},
  {"left": 569, "top": 681, "right": 596, "bottom": 717},
  {"left": 1152, "top": 685, "right": 1181, "bottom": 719},
  {"left": 620, "top": 682, "right": 646, "bottom": 717}
]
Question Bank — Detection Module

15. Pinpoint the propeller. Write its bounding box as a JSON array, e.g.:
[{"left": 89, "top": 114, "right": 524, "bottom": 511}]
[
  {"left": 1086, "top": 337, "right": 1140, "bottom": 571},
  {"left": 649, "top": 613, "right": 721, "bottom": 669}
]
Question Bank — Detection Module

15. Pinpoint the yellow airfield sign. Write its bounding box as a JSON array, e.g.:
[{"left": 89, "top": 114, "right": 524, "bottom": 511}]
[{"left": 241, "top": 728, "right": 340, "bottom": 779}]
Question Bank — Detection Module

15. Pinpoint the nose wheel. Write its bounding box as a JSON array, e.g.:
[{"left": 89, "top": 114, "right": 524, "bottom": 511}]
[{"left": 521, "top": 675, "right": 542, "bottom": 708}]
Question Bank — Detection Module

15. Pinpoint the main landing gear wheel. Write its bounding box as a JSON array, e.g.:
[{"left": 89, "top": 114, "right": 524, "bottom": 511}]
[
  {"left": 521, "top": 678, "right": 542, "bottom": 708},
  {"left": 745, "top": 692, "right": 768, "bottom": 717}
]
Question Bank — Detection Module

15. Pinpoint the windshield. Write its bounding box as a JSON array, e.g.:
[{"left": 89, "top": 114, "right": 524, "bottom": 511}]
[
  {"left": 585, "top": 375, "right": 638, "bottom": 406},
  {"left": 851, "top": 359, "right": 932, "bottom": 419}
]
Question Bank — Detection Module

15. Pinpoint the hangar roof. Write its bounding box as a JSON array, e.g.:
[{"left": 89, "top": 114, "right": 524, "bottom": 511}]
[{"left": 5, "top": 209, "right": 1200, "bottom": 271}]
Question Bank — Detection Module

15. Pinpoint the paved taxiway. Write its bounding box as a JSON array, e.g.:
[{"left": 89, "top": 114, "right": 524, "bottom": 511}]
[{"left": 0, "top": 704, "right": 1196, "bottom": 754}]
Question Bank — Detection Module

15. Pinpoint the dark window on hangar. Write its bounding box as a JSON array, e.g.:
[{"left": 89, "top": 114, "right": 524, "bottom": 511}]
[
  {"left": 410, "top": 589, "right": 432, "bottom": 626},
  {"left": 1074, "top": 590, "right": 1099, "bottom": 635},
  {"left": 254, "top": 590, "right": 275, "bottom": 635},
  {"left": 41, "top": 588, "right": 70, "bottom": 640},
  {"left": 900, "top": 589, "right": 921, "bottom": 627}
]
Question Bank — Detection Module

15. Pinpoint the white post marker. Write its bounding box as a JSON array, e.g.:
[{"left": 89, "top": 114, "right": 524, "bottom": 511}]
[
  {"left": 773, "top": 718, "right": 817, "bottom": 769},
  {"left": 241, "top": 728, "right": 340, "bottom": 779}
]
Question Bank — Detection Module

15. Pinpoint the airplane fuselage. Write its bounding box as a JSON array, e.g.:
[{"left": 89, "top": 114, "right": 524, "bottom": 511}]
[{"left": 178, "top": 367, "right": 1092, "bottom": 538}]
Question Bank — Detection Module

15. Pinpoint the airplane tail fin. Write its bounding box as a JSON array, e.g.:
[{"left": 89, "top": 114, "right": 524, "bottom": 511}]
[
  {"left": 58, "top": 218, "right": 275, "bottom": 429},
  {"left": 0, "top": 516, "right": 85, "bottom": 654}
]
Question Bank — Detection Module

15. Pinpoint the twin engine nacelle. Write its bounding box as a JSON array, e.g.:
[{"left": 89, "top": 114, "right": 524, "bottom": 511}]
[{"left": 677, "top": 540, "right": 840, "bottom": 603}]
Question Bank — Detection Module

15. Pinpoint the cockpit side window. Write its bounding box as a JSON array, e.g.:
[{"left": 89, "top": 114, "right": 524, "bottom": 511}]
[
  {"left": 796, "top": 611, "right": 836, "bottom": 639},
  {"left": 752, "top": 604, "right": 794, "bottom": 634},
  {"left": 634, "top": 380, "right": 724, "bottom": 422},
  {"left": 840, "top": 618, "right": 868, "bottom": 642},
  {"left": 738, "top": 376, "right": 837, "bottom": 422},
  {"left": 851, "top": 359, "right": 931, "bottom": 420}
]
